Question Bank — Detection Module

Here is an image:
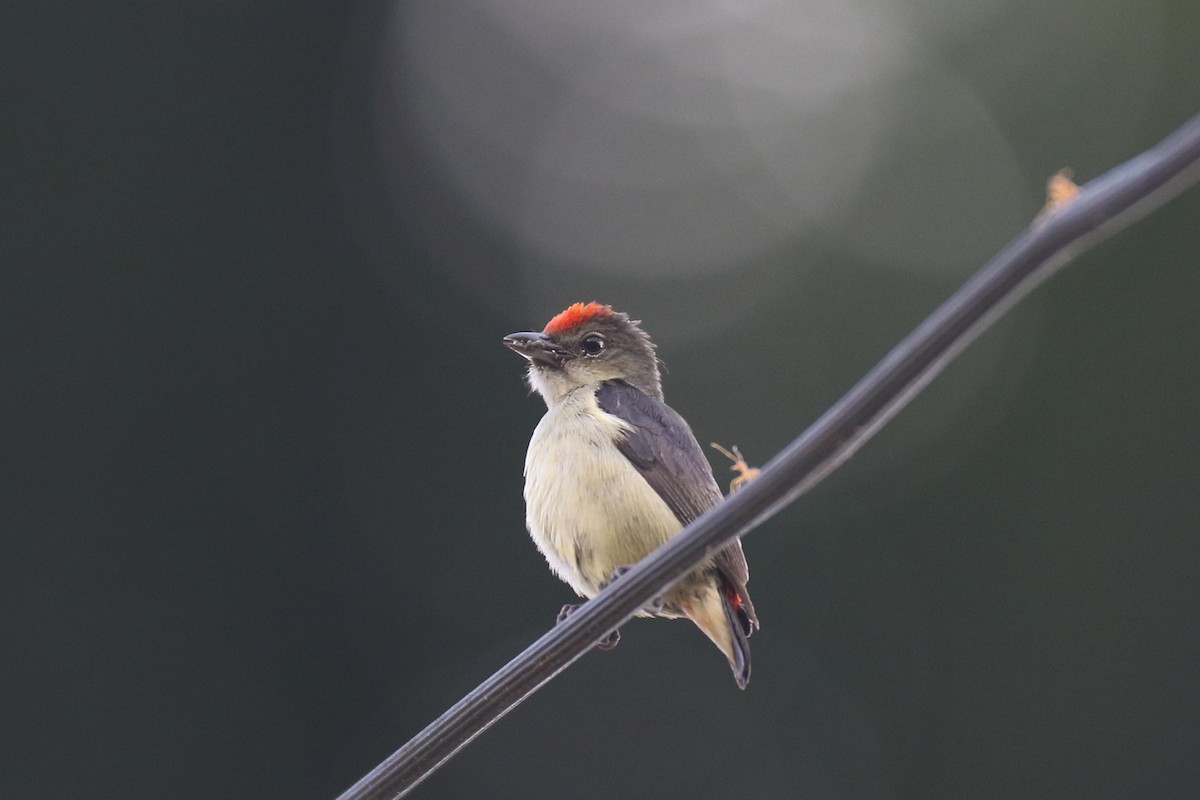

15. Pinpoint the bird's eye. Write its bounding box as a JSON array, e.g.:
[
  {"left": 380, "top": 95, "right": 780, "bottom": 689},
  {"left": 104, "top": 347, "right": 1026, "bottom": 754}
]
[{"left": 580, "top": 334, "right": 606, "bottom": 356}]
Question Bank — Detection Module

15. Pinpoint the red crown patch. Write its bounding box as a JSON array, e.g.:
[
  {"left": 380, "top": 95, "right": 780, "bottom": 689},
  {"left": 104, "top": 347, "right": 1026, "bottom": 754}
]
[{"left": 543, "top": 302, "right": 613, "bottom": 335}]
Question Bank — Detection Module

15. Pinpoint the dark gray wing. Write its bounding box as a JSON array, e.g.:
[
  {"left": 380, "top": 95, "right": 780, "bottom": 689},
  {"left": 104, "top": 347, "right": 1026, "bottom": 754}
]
[
  {"left": 595, "top": 380, "right": 722, "bottom": 524},
  {"left": 595, "top": 380, "right": 758, "bottom": 629}
]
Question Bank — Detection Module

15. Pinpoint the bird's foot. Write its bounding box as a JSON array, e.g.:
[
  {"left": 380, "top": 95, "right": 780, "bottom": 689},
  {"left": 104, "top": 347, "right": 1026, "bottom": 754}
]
[
  {"left": 605, "top": 565, "right": 665, "bottom": 615},
  {"left": 557, "top": 603, "right": 620, "bottom": 650}
]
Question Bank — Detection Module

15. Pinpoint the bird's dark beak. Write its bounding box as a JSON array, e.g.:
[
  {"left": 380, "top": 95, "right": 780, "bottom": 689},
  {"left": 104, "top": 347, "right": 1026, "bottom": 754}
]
[{"left": 503, "top": 331, "right": 569, "bottom": 368}]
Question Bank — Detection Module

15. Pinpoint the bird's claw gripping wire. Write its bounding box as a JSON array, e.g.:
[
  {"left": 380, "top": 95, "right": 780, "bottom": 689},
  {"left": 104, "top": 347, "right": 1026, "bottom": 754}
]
[{"left": 556, "top": 603, "right": 621, "bottom": 650}]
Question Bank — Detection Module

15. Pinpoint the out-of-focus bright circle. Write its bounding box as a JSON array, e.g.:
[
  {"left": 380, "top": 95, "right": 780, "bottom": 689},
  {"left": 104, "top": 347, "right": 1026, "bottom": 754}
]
[{"left": 387, "top": 0, "right": 908, "bottom": 280}]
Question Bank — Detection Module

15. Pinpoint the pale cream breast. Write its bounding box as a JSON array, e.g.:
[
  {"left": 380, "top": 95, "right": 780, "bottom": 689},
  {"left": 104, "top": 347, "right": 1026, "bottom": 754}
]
[{"left": 523, "top": 386, "right": 682, "bottom": 598}]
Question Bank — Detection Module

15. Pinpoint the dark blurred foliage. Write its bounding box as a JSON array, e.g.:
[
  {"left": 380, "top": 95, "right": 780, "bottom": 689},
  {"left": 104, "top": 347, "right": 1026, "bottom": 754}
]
[{"left": 4, "top": 2, "right": 1200, "bottom": 799}]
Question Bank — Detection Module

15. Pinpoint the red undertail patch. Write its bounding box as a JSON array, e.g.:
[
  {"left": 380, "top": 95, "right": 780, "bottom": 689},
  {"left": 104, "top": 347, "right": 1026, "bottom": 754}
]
[{"left": 723, "top": 584, "right": 742, "bottom": 610}]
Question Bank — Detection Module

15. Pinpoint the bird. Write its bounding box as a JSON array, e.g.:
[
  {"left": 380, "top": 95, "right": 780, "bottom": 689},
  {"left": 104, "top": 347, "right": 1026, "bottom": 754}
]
[{"left": 504, "top": 302, "right": 759, "bottom": 688}]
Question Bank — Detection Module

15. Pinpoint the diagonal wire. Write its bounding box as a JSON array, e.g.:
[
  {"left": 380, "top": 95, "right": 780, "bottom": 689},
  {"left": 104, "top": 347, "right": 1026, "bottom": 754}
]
[{"left": 336, "top": 110, "right": 1200, "bottom": 800}]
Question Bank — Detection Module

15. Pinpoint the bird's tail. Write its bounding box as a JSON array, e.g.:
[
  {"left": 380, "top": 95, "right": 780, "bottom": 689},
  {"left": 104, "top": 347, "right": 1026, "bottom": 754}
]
[{"left": 682, "top": 578, "right": 753, "bottom": 689}]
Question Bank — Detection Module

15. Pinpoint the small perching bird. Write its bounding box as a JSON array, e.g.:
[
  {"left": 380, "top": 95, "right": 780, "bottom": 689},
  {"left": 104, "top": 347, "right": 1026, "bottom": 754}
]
[{"left": 504, "top": 302, "right": 759, "bottom": 688}]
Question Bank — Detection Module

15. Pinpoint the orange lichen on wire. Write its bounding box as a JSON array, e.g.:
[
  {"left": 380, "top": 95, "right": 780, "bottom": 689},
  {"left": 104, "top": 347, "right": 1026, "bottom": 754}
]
[
  {"left": 711, "top": 443, "right": 760, "bottom": 494},
  {"left": 1039, "top": 168, "right": 1081, "bottom": 218}
]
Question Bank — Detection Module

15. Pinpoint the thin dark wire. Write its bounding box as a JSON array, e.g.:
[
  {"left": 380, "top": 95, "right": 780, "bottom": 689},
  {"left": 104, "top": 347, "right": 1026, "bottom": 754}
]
[{"left": 336, "top": 111, "right": 1200, "bottom": 800}]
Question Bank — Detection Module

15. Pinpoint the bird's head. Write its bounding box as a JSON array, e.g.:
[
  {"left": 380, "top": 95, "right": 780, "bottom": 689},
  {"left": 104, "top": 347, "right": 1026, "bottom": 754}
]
[{"left": 504, "top": 302, "right": 662, "bottom": 404}]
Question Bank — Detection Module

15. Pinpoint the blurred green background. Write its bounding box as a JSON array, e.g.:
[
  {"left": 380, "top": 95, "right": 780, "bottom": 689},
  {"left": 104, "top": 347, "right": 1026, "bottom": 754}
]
[{"left": 7, "top": 1, "right": 1200, "bottom": 798}]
